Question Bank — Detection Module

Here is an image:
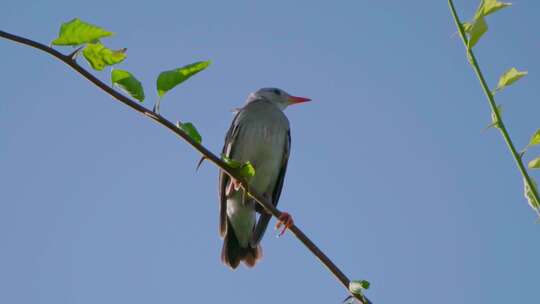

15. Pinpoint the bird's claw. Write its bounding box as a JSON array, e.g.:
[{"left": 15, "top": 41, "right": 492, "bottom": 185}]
[
  {"left": 225, "top": 178, "right": 242, "bottom": 196},
  {"left": 233, "top": 180, "right": 241, "bottom": 191},
  {"left": 275, "top": 212, "right": 294, "bottom": 237}
]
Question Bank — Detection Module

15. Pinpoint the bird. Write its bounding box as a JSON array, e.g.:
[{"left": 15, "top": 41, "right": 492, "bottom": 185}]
[{"left": 219, "top": 87, "right": 310, "bottom": 269}]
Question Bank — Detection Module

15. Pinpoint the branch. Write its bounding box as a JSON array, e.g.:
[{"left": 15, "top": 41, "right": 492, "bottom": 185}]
[
  {"left": 0, "top": 30, "right": 372, "bottom": 304},
  {"left": 447, "top": 0, "right": 540, "bottom": 216}
]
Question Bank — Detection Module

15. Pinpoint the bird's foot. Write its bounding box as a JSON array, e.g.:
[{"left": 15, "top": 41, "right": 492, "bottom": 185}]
[
  {"left": 275, "top": 212, "right": 294, "bottom": 237},
  {"left": 225, "top": 178, "right": 242, "bottom": 196}
]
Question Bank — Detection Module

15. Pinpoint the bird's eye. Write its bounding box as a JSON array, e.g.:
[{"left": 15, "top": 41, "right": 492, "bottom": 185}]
[{"left": 272, "top": 89, "right": 281, "bottom": 95}]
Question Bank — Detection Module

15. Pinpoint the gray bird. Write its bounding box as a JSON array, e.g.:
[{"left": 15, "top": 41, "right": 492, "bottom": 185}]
[{"left": 219, "top": 87, "right": 310, "bottom": 269}]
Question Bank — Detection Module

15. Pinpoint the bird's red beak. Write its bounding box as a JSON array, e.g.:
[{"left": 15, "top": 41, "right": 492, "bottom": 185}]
[{"left": 288, "top": 95, "right": 311, "bottom": 105}]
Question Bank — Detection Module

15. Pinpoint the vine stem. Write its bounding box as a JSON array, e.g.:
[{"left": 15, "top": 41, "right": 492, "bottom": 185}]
[
  {"left": 0, "top": 30, "right": 371, "bottom": 303},
  {"left": 447, "top": 0, "right": 540, "bottom": 215}
]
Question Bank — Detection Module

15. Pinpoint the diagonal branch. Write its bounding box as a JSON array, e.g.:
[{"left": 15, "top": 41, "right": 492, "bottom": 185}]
[{"left": 0, "top": 30, "right": 371, "bottom": 304}]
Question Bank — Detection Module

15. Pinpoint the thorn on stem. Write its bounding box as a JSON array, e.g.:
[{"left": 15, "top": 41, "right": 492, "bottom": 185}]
[
  {"left": 195, "top": 156, "right": 206, "bottom": 171},
  {"left": 67, "top": 46, "right": 84, "bottom": 61},
  {"left": 342, "top": 295, "right": 368, "bottom": 304},
  {"left": 153, "top": 97, "right": 162, "bottom": 115}
]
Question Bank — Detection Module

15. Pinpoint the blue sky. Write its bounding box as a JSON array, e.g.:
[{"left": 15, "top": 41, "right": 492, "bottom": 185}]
[{"left": 1, "top": 1, "right": 540, "bottom": 303}]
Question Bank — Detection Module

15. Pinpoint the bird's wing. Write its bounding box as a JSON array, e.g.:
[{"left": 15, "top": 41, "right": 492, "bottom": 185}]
[
  {"left": 219, "top": 111, "right": 243, "bottom": 237},
  {"left": 251, "top": 129, "right": 291, "bottom": 246}
]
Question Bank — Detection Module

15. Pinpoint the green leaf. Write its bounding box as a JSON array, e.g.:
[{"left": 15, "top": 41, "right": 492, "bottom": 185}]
[
  {"left": 349, "top": 280, "right": 370, "bottom": 303},
  {"left": 529, "top": 157, "right": 540, "bottom": 169},
  {"left": 495, "top": 67, "right": 528, "bottom": 91},
  {"left": 52, "top": 18, "right": 113, "bottom": 46},
  {"left": 466, "top": 16, "right": 488, "bottom": 48},
  {"left": 177, "top": 122, "right": 202, "bottom": 144},
  {"left": 523, "top": 177, "right": 540, "bottom": 210},
  {"left": 485, "top": 104, "right": 503, "bottom": 130},
  {"left": 474, "top": 0, "right": 512, "bottom": 20},
  {"left": 462, "top": 22, "right": 472, "bottom": 32},
  {"left": 527, "top": 129, "right": 540, "bottom": 148},
  {"left": 111, "top": 69, "right": 145, "bottom": 102},
  {"left": 352, "top": 280, "right": 370, "bottom": 290},
  {"left": 221, "top": 155, "right": 256, "bottom": 181},
  {"left": 83, "top": 42, "right": 126, "bottom": 71},
  {"left": 156, "top": 61, "right": 211, "bottom": 97},
  {"left": 239, "top": 162, "right": 256, "bottom": 181},
  {"left": 221, "top": 155, "right": 242, "bottom": 169}
]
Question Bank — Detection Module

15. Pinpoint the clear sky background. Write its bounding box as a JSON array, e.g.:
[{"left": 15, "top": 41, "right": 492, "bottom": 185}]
[{"left": 1, "top": 1, "right": 540, "bottom": 303}]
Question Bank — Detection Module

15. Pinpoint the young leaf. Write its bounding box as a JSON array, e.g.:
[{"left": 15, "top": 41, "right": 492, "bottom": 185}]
[
  {"left": 83, "top": 42, "right": 126, "bottom": 71},
  {"left": 239, "top": 161, "right": 256, "bottom": 181},
  {"left": 462, "top": 22, "right": 472, "bottom": 32},
  {"left": 156, "top": 61, "right": 211, "bottom": 97},
  {"left": 523, "top": 178, "right": 540, "bottom": 211},
  {"left": 177, "top": 122, "right": 202, "bottom": 144},
  {"left": 527, "top": 129, "right": 540, "bottom": 148},
  {"left": 52, "top": 18, "right": 113, "bottom": 46},
  {"left": 111, "top": 69, "right": 145, "bottom": 102},
  {"left": 495, "top": 67, "right": 527, "bottom": 91},
  {"left": 350, "top": 280, "right": 370, "bottom": 291},
  {"left": 485, "top": 104, "right": 503, "bottom": 130},
  {"left": 348, "top": 280, "right": 370, "bottom": 304},
  {"left": 474, "top": 0, "right": 512, "bottom": 20},
  {"left": 467, "top": 16, "right": 488, "bottom": 48},
  {"left": 528, "top": 157, "right": 540, "bottom": 169},
  {"left": 221, "top": 156, "right": 256, "bottom": 180},
  {"left": 221, "top": 155, "right": 242, "bottom": 169}
]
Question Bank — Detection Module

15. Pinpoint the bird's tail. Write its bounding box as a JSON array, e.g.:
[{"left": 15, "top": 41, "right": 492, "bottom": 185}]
[{"left": 221, "top": 224, "right": 262, "bottom": 269}]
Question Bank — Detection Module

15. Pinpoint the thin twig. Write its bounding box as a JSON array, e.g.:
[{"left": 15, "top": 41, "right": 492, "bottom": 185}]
[
  {"left": 0, "top": 29, "right": 371, "bottom": 303},
  {"left": 447, "top": 0, "right": 540, "bottom": 215}
]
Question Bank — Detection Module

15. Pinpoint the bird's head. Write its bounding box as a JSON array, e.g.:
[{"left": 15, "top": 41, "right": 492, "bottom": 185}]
[{"left": 247, "top": 87, "right": 310, "bottom": 111}]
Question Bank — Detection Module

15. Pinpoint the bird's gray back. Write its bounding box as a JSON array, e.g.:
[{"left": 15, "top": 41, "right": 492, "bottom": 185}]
[
  {"left": 227, "top": 100, "right": 290, "bottom": 193},
  {"left": 222, "top": 99, "right": 291, "bottom": 247}
]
